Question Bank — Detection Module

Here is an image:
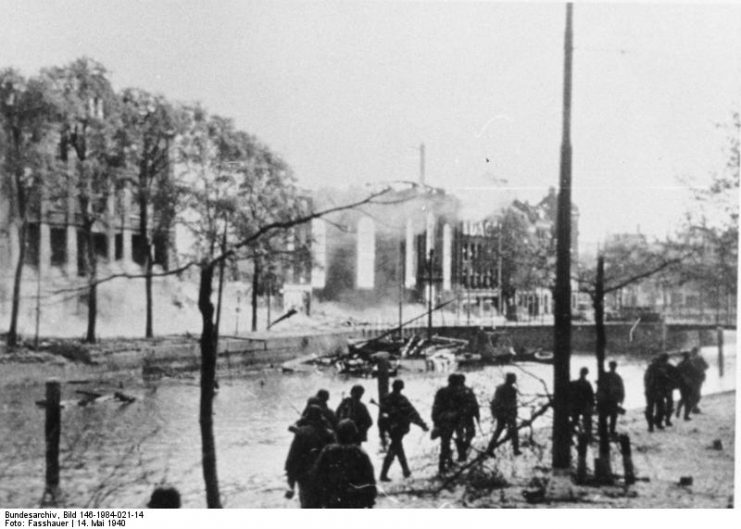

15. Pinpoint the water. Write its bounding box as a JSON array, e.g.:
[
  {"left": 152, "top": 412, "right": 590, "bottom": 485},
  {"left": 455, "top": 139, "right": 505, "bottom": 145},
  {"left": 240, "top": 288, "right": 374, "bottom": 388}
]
[{"left": 0, "top": 337, "right": 735, "bottom": 508}]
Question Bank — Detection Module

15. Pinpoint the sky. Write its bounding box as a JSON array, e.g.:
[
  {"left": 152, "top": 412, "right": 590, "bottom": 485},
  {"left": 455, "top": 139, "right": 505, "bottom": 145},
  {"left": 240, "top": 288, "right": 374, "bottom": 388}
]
[{"left": 2, "top": 1, "right": 740, "bottom": 245}]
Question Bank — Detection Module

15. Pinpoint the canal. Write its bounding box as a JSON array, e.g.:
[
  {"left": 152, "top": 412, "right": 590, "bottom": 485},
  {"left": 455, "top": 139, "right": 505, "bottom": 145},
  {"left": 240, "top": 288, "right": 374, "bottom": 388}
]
[{"left": 0, "top": 335, "right": 735, "bottom": 508}]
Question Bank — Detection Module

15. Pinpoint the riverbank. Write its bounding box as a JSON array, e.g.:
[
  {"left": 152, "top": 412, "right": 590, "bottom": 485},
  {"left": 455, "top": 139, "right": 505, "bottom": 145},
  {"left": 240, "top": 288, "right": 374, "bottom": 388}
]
[
  {"left": 376, "top": 390, "right": 736, "bottom": 508},
  {"left": 1, "top": 321, "right": 729, "bottom": 387}
]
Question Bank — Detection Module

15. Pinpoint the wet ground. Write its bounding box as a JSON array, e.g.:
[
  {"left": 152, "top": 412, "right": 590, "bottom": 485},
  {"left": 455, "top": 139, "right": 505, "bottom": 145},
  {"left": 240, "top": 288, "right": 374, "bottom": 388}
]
[{"left": 0, "top": 337, "right": 735, "bottom": 508}]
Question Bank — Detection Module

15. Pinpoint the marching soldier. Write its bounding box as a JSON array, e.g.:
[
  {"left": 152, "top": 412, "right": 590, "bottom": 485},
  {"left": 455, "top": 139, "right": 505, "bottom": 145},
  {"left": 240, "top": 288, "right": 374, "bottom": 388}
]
[
  {"left": 336, "top": 385, "right": 373, "bottom": 444},
  {"left": 432, "top": 374, "right": 462, "bottom": 473},
  {"left": 284, "top": 405, "right": 336, "bottom": 507},
  {"left": 378, "top": 379, "right": 428, "bottom": 481},
  {"left": 312, "top": 419, "right": 377, "bottom": 508},
  {"left": 486, "top": 373, "right": 521, "bottom": 456}
]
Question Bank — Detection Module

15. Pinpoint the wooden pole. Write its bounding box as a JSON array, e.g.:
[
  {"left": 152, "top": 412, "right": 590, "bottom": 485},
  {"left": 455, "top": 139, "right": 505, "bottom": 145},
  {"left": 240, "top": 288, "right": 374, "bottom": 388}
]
[
  {"left": 44, "top": 380, "right": 61, "bottom": 505},
  {"left": 576, "top": 433, "right": 588, "bottom": 484},
  {"left": 717, "top": 326, "right": 724, "bottom": 377},
  {"left": 552, "top": 2, "right": 574, "bottom": 471},
  {"left": 377, "top": 359, "right": 390, "bottom": 451},
  {"left": 618, "top": 434, "right": 635, "bottom": 485},
  {"left": 594, "top": 255, "right": 613, "bottom": 483}
]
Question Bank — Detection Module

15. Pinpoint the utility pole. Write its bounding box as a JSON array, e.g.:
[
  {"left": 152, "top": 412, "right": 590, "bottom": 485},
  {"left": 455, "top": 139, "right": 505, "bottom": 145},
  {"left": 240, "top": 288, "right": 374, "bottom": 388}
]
[
  {"left": 594, "top": 254, "right": 613, "bottom": 482},
  {"left": 552, "top": 2, "right": 574, "bottom": 471}
]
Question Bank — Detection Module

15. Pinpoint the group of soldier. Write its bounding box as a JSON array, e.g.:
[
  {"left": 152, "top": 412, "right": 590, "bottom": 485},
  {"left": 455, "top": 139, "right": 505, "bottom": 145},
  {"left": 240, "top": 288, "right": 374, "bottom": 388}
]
[
  {"left": 283, "top": 347, "right": 709, "bottom": 508},
  {"left": 643, "top": 347, "right": 709, "bottom": 432},
  {"left": 283, "top": 373, "right": 526, "bottom": 508}
]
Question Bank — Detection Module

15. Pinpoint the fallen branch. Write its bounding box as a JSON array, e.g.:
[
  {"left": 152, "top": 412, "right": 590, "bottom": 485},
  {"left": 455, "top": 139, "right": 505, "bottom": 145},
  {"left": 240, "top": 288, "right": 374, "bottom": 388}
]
[{"left": 435, "top": 400, "right": 553, "bottom": 492}]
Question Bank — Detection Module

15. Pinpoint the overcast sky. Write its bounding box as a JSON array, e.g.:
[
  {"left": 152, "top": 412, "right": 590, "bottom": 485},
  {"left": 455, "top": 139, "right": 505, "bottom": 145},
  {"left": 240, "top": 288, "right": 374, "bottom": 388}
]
[{"left": 3, "top": 1, "right": 740, "bottom": 244}]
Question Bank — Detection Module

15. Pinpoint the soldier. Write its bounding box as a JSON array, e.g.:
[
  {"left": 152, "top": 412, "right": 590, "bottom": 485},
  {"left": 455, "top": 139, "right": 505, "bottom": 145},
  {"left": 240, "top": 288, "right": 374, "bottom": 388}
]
[
  {"left": 569, "top": 367, "right": 595, "bottom": 443},
  {"left": 486, "top": 373, "right": 521, "bottom": 456},
  {"left": 644, "top": 353, "right": 674, "bottom": 432},
  {"left": 689, "top": 347, "right": 709, "bottom": 413},
  {"left": 454, "top": 374, "right": 480, "bottom": 462},
  {"left": 661, "top": 359, "right": 683, "bottom": 427},
  {"left": 379, "top": 379, "right": 428, "bottom": 481},
  {"left": 312, "top": 419, "right": 377, "bottom": 509},
  {"left": 598, "top": 360, "right": 625, "bottom": 435},
  {"left": 336, "top": 385, "right": 373, "bottom": 444},
  {"left": 300, "top": 389, "right": 338, "bottom": 431},
  {"left": 284, "top": 405, "right": 336, "bottom": 508},
  {"left": 676, "top": 352, "right": 698, "bottom": 420},
  {"left": 432, "top": 374, "right": 462, "bottom": 473}
]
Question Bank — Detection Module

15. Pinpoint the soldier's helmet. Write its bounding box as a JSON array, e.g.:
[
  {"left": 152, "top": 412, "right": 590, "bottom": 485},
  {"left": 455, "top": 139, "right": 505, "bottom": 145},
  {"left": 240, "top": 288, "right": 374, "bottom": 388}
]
[
  {"left": 351, "top": 385, "right": 365, "bottom": 398},
  {"left": 337, "top": 419, "right": 359, "bottom": 444},
  {"left": 304, "top": 405, "right": 325, "bottom": 425},
  {"left": 316, "top": 389, "right": 330, "bottom": 402},
  {"left": 392, "top": 379, "right": 405, "bottom": 391},
  {"left": 147, "top": 486, "right": 181, "bottom": 508},
  {"left": 505, "top": 373, "right": 517, "bottom": 384}
]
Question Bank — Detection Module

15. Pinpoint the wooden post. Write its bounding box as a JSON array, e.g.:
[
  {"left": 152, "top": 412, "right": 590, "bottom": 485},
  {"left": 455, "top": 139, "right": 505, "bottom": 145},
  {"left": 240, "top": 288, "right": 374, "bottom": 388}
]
[
  {"left": 618, "top": 434, "right": 635, "bottom": 485},
  {"left": 552, "top": 1, "right": 574, "bottom": 472},
  {"left": 44, "top": 380, "right": 61, "bottom": 505},
  {"left": 377, "top": 359, "right": 390, "bottom": 451},
  {"left": 576, "top": 433, "right": 588, "bottom": 484},
  {"left": 717, "top": 326, "right": 724, "bottom": 377}
]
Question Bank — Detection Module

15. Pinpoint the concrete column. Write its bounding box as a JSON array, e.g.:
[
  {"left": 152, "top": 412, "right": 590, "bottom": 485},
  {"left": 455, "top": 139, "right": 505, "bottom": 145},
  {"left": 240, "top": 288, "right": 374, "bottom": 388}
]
[
  {"left": 122, "top": 184, "right": 132, "bottom": 263},
  {"left": 405, "top": 219, "right": 416, "bottom": 288},
  {"left": 425, "top": 211, "right": 435, "bottom": 252},
  {"left": 442, "top": 223, "right": 451, "bottom": 291}
]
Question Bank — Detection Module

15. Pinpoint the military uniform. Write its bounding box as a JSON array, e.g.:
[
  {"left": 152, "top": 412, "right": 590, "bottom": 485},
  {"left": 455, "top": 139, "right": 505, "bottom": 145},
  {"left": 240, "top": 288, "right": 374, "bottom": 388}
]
[
  {"left": 644, "top": 355, "right": 675, "bottom": 431},
  {"left": 454, "top": 381, "right": 480, "bottom": 462},
  {"left": 285, "top": 407, "right": 336, "bottom": 508},
  {"left": 336, "top": 396, "right": 373, "bottom": 443},
  {"left": 313, "top": 420, "right": 377, "bottom": 509},
  {"left": 379, "top": 385, "right": 427, "bottom": 480},
  {"left": 486, "top": 376, "right": 520, "bottom": 455},
  {"left": 432, "top": 382, "right": 460, "bottom": 473},
  {"left": 599, "top": 369, "right": 625, "bottom": 434},
  {"left": 569, "top": 376, "right": 595, "bottom": 442}
]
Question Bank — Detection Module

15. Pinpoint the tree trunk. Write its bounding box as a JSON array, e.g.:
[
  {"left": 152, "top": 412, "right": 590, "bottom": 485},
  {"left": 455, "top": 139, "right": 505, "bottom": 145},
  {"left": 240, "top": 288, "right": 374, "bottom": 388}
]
[
  {"left": 140, "top": 183, "right": 154, "bottom": 339},
  {"left": 145, "top": 258, "right": 153, "bottom": 338},
  {"left": 251, "top": 257, "right": 260, "bottom": 332},
  {"left": 594, "top": 255, "right": 612, "bottom": 483},
  {"left": 7, "top": 220, "right": 28, "bottom": 347},
  {"left": 198, "top": 264, "right": 222, "bottom": 508},
  {"left": 214, "top": 227, "right": 227, "bottom": 339},
  {"left": 85, "top": 222, "right": 97, "bottom": 343}
]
